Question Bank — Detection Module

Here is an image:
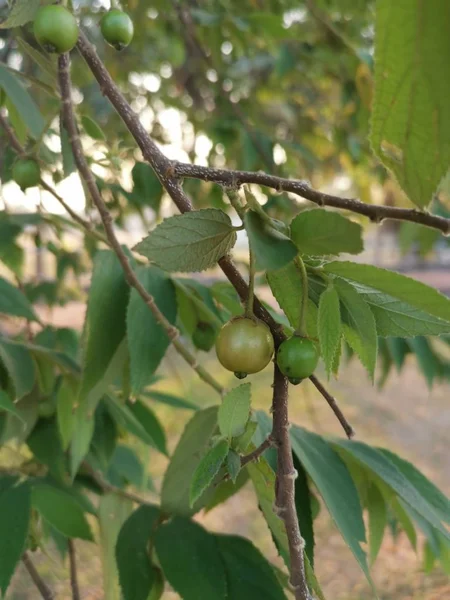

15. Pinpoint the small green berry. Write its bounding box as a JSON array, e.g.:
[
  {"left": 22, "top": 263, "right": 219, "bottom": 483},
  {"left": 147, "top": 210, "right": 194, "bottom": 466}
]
[
  {"left": 277, "top": 336, "right": 319, "bottom": 382},
  {"left": 34, "top": 6, "right": 79, "bottom": 54},
  {"left": 12, "top": 158, "right": 41, "bottom": 191},
  {"left": 100, "top": 10, "right": 134, "bottom": 51}
]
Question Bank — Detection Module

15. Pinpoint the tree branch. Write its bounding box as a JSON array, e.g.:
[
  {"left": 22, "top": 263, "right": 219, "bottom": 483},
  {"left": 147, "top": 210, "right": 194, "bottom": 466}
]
[
  {"left": 272, "top": 365, "right": 311, "bottom": 600},
  {"left": 57, "top": 53, "right": 223, "bottom": 396},
  {"left": 309, "top": 374, "right": 355, "bottom": 439},
  {"left": 0, "top": 111, "right": 108, "bottom": 245},
  {"left": 68, "top": 540, "right": 81, "bottom": 600},
  {"left": 22, "top": 552, "right": 55, "bottom": 600},
  {"left": 240, "top": 435, "right": 275, "bottom": 467}
]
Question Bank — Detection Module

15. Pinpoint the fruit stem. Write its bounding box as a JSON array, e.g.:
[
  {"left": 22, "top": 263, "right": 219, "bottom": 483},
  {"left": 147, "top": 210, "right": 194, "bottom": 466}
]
[
  {"left": 295, "top": 255, "right": 308, "bottom": 337},
  {"left": 245, "top": 245, "right": 256, "bottom": 318}
]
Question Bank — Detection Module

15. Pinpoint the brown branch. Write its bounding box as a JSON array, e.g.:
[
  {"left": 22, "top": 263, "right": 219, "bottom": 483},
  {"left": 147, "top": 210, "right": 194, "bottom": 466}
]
[
  {"left": 67, "top": 540, "right": 81, "bottom": 600},
  {"left": 22, "top": 551, "right": 55, "bottom": 600},
  {"left": 173, "top": 163, "right": 450, "bottom": 234},
  {"left": 272, "top": 366, "right": 311, "bottom": 600},
  {"left": 240, "top": 435, "right": 275, "bottom": 467},
  {"left": 57, "top": 53, "right": 223, "bottom": 396},
  {"left": 0, "top": 111, "right": 108, "bottom": 245},
  {"left": 309, "top": 374, "right": 355, "bottom": 439}
]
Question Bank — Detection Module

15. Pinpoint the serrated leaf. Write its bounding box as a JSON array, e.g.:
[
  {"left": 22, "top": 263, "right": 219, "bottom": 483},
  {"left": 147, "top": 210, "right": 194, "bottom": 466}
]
[
  {"left": 0, "top": 0, "right": 40, "bottom": 28},
  {"left": 0, "top": 64, "right": 44, "bottom": 138},
  {"left": 98, "top": 494, "right": 133, "bottom": 600},
  {"left": 0, "top": 481, "right": 31, "bottom": 595},
  {"left": 370, "top": 0, "right": 450, "bottom": 207},
  {"left": 155, "top": 518, "right": 227, "bottom": 600},
  {"left": 116, "top": 504, "right": 160, "bottom": 600},
  {"left": 32, "top": 484, "right": 93, "bottom": 541},
  {"left": 216, "top": 534, "right": 287, "bottom": 599},
  {"left": 290, "top": 426, "right": 374, "bottom": 589},
  {"left": 27, "top": 419, "right": 67, "bottom": 482},
  {"left": 267, "top": 261, "right": 318, "bottom": 337},
  {"left": 334, "top": 278, "right": 377, "bottom": 379},
  {"left": 204, "top": 468, "right": 250, "bottom": 513},
  {"left": 81, "top": 115, "right": 106, "bottom": 141},
  {"left": 130, "top": 162, "right": 163, "bottom": 211},
  {"left": 325, "top": 261, "right": 450, "bottom": 336},
  {"left": 161, "top": 406, "right": 218, "bottom": 516},
  {"left": 127, "top": 266, "right": 177, "bottom": 397},
  {"left": 244, "top": 210, "right": 298, "bottom": 271},
  {"left": 227, "top": 449, "right": 241, "bottom": 483},
  {"left": 0, "top": 276, "right": 38, "bottom": 321},
  {"left": 218, "top": 383, "right": 251, "bottom": 441},
  {"left": 134, "top": 209, "right": 236, "bottom": 272},
  {"left": 143, "top": 390, "right": 198, "bottom": 411},
  {"left": 106, "top": 396, "right": 164, "bottom": 451},
  {"left": 407, "top": 337, "right": 436, "bottom": 388},
  {"left": 0, "top": 389, "right": 25, "bottom": 422},
  {"left": 366, "top": 483, "right": 387, "bottom": 564},
  {"left": 0, "top": 338, "right": 35, "bottom": 399},
  {"left": 80, "top": 251, "right": 129, "bottom": 408},
  {"left": 190, "top": 438, "right": 229, "bottom": 507},
  {"left": 127, "top": 400, "right": 167, "bottom": 455},
  {"left": 318, "top": 284, "right": 341, "bottom": 377},
  {"left": 290, "top": 209, "right": 363, "bottom": 256}
]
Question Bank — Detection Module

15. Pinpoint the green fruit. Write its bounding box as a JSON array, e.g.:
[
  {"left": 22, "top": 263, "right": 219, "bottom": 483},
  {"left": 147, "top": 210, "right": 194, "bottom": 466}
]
[
  {"left": 100, "top": 10, "right": 134, "bottom": 51},
  {"left": 215, "top": 317, "right": 274, "bottom": 378},
  {"left": 12, "top": 158, "right": 41, "bottom": 191},
  {"left": 34, "top": 6, "right": 79, "bottom": 54},
  {"left": 192, "top": 322, "right": 217, "bottom": 352},
  {"left": 276, "top": 336, "right": 319, "bottom": 384}
]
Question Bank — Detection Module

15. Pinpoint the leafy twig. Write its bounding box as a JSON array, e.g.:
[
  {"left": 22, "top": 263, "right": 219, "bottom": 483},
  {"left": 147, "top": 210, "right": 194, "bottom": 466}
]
[
  {"left": 22, "top": 552, "right": 55, "bottom": 600},
  {"left": 240, "top": 436, "right": 275, "bottom": 467},
  {"left": 57, "top": 53, "right": 223, "bottom": 396},
  {"left": 68, "top": 540, "right": 80, "bottom": 600},
  {"left": 309, "top": 374, "right": 355, "bottom": 439}
]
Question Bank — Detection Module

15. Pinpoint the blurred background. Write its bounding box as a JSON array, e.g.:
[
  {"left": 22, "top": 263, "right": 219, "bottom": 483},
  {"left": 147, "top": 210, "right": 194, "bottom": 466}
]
[{"left": 1, "top": 0, "right": 450, "bottom": 598}]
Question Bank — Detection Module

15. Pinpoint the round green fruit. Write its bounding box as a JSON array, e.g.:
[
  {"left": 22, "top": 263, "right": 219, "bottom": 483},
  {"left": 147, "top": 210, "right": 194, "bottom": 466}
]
[
  {"left": 215, "top": 317, "right": 274, "bottom": 378},
  {"left": 276, "top": 336, "right": 319, "bottom": 384},
  {"left": 100, "top": 10, "right": 134, "bottom": 51},
  {"left": 12, "top": 158, "right": 41, "bottom": 191},
  {"left": 192, "top": 322, "right": 217, "bottom": 352},
  {"left": 34, "top": 6, "right": 79, "bottom": 54}
]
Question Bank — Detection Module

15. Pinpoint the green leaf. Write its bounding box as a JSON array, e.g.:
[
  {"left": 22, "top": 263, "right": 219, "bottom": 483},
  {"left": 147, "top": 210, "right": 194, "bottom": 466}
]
[
  {"left": 98, "top": 494, "right": 133, "bottom": 600},
  {"left": 407, "top": 337, "right": 436, "bottom": 388},
  {"left": 218, "top": 383, "right": 251, "bottom": 442},
  {"left": 304, "top": 554, "right": 327, "bottom": 600},
  {"left": 116, "top": 504, "right": 160, "bottom": 600},
  {"left": 370, "top": 0, "right": 450, "bottom": 207},
  {"left": 318, "top": 284, "right": 341, "bottom": 377},
  {"left": 0, "top": 391, "right": 39, "bottom": 445},
  {"left": 333, "top": 440, "right": 450, "bottom": 539},
  {"left": 32, "top": 484, "right": 93, "bottom": 541},
  {"left": 267, "top": 261, "right": 318, "bottom": 337},
  {"left": 107, "top": 445, "right": 146, "bottom": 490},
  {"left": 81, "top": 115, "right": 106, "bottom": 141},
  {"left": 0, "top": 276, "right": 38, "bottom": 321},
  {"left": 334, "top": 278, "right": 378, "bottom": 379},
  {"left": 80, "top": 250, "right": 129, "bottom": 408},
  {"left": 27, "top": 419, "right": 67, "bottom": 482},
  {"left": 290, "top": 209, "right": 363, "bottom": 256},
  {"left": 324, "top": 262, "right": 450, "bottom": 336},
  {"left": 190, "top": 438, "right": 229, "bottom": 507},
  {"left": 366, "top": 483, "right": 387, "bottom": 564},
  {"left": 130, "top": 162, "right": 163, "bottom": 211},
  {"left": 290, "top": 426, "right": 373, "bottom": 588},
  {"left": 127, "top": 266, "right": 177, "bottom": 397},
  {"left": 155, "top": 518, "right": 227, "bottom": 600},
  {"left": 0, "top": 0, "right": 40, "bottom": 28},
  {"left": 0, "top": 482, "right": 31, "bottom": 595},
  {"left": 57, "top": 376, "right": 78, "bottom": 450},
  {"left": 143, "top": 390, "right": 198, "bottom": 411},
  {"left": 244, "top": 210, "right": 298, "bottom": 271},
  {"left": 161, "top": 406, "right": 218, "bottom": 516},
  {"left": 293, "top": 456, "right": 315, "bottom": 568},
  {"left": 106, "top": 396, "right": 164, "bottom": 451},
  {"left": 227, "top": 449, "right": 241, "bottom": 484},
  {"left": 70, "top": 406, "right": 95, "bottom": 479},
  {"left": 134, "top": 209, "right": 236, "bottom": 272},
  {"left": 204, "top": 468, "right": 250, "bottom": 513},
  {"left": 127, "top": 400, "right": 167, "bottom": 455},
  {"left": 0, "top": 389, "right": 25, "bottom": 422},
  {"left": 0, "top": 338, "right": 35, "bottom": 399},
  {"left": 216, "top": 534, "right": 287, "bottom": 599},
  {"left": 0, "top": 64, "right": 44, "bottom": 138},
  {"left": 15, "top": 37, "right": 57, "bottom": 83}
]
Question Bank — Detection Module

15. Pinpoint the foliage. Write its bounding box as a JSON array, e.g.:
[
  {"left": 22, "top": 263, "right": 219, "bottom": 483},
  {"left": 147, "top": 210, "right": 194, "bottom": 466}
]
[{"left": 0, "top": 1, "right": 449, "bottom": 599}]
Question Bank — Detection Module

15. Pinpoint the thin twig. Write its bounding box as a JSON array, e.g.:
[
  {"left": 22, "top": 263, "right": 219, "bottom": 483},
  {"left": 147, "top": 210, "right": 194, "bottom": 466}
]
[
  {"left": 309, "top": 374, "right": 355, "bottom": 439},
  {"left": 272, "top": 366, "right": 311, "bottom": 600},
  {"left": 240, "top": 436, "right": 275, "bottom": 467},
  {"left": 22, "top": 552, "right": 55, "bottom": 600},
  {"left": 0, "top": 111, "right": 108, "bottom": 245},
  {"left": 57, "top": 53, "right": 223, "bottom": 396},
  {"left": 67, "top": 540, "right": 81, "bottom": 600}
]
